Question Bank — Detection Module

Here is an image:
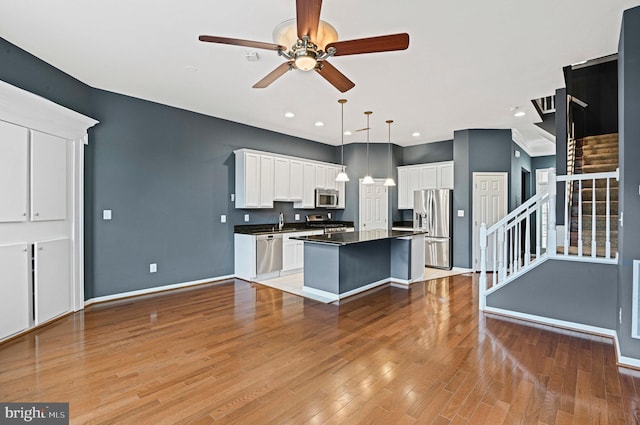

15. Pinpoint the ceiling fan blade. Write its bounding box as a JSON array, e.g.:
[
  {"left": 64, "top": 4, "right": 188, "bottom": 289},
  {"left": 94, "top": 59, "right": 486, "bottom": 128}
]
[
  {"left": 315, "top": 61, "right": 355, "bottom": 93},
  {"left": 296, "top": 0, "right": 322, "bottom": 41},
  {"left": 253, "top": 62, "right": 292, "bottom": 88},
  {"left": 199, "top": 35, "right": 284, "bottom": 51},
  {"left": 326, "top": 33, "right": 410, "bottom": 56}
]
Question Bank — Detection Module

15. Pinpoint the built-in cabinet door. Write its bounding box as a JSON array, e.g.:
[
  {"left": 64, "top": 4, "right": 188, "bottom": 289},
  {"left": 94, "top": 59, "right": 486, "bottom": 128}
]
[
  {"left": 0, "top": 121, "right": 29, "bottom": 222},
  {"left": 325, "top": 166, "right": 337, "bottom": 190},
  {"left": 315, "top": 164, "right": 327, "bottom": 189},
  {"left": 397, "top": 167, "right": 409, "bottom": 209},
  {"left": 439, "top": 163, "right": 454, "bottom": 189},
  {"left": 34, "top": 238, "right": 71, "bottom": 325},
  {"left": 273, "top": 157, "right": 290, "bottom": 201},
  {"left": 282, "top": 237, "right": 298, "bottom": 271},
  {"left": 419, "top": 166, "right": 438, "bottom": 189},
  {"left": 242, "top": 152, "right": 261, "bottom": 208},
  {"left": 31, "top": 131, "right": 67, "bottom": 221},
  {"left": 301, "top": 162, "right": 316, "bottom": 208},
  {"left": 289, "top": 160, "right": 304, "bottom": 201},
  {"left": 0, "top": 243, "right": 30, "bottom": 338},
  {"left": 259, "top": 155, "right": 274, "bottom": 208}
]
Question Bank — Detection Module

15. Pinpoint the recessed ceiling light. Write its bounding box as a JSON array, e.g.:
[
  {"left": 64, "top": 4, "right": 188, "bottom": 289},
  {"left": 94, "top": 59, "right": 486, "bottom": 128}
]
[
  {"left": 315, "top": 121, "right": 324, "bottom": 127},
  {"left": 412, "top": 132, "right": 421, "bottom": 137},
  {"left": 344, "top": 131, "right": 352, "bottom": 136},
  {"left": 284, "top": 112, "right": 295, "bottom": 118},
  {"left": 184, "top": 65, "right": 198, "bottom": 72},
  {"left": 514, "top": 110, "right": 526, "bottom": 117}
]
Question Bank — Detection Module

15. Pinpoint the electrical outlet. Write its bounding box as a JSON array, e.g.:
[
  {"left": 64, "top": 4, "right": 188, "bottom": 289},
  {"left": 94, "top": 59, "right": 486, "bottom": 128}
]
[
  {"left": 619, "top": 307, "right": 622, "bottom": 324},
  {"left": 103, "top": 209, "right": 112, "bottom": 220},
  {"left": 244, "top": 214, "right": 250, "bottom": 222},
  {"left": 231, "top": 193, "right": 235, "bottom": 202},
  {"left": 295, "top": 214, "right": 300, "bottom": 221},
  {"left": 150, "top": 263, "right": 157, "bottom": 273},
  {"left": 220, "top": 214, "right": 226, "bottom": 223},
  {"left": 328, "top": 212, "right": 332, "bottom": 219}
]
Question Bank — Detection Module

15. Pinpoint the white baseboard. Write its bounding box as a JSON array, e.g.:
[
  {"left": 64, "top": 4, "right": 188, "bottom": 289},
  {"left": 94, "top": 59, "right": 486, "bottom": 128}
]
[
  {"left": 484, "top": 306, "right": 640, "bottom": 370},
  {"left": 84, "top": 274, "right": 235, "bottom": 306}
]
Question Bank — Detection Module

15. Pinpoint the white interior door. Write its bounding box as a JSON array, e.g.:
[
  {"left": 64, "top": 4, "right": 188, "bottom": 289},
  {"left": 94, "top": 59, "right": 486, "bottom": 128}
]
[
  {"left": 359, "top": 179, "right": 388, "bottom": 231},
  {"left": 472, "top": 172, "right": 508, "bottom": 272}
]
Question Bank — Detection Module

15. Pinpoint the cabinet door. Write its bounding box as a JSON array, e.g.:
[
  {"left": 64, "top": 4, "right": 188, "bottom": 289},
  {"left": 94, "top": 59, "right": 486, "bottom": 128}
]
[
  {"left": 0, "top": 243, "right": 30, "bottom": 339},
  {"left": 438, "top": 162, "right": 454, "bottom": 189},
  {"left": 315, "top": 164, "right": 327, "bottom": 189},
  {"left": 301, "top": 162, "right": 316, "bottom": 208},
  {"left": 289, "top": 160, "right": 304, "bottom": 201},
  {"left": 273, "top": 157, "right": 290, "bottom": 200},
  {"left": 407, "top": 167, "right": 421, "bottom": 209},
  {"left": 34, "top": 238, "right": 71, "bottom": 325},
  {"left": 419, "top": 165, "right": 438, "bottom": 189},
  {"left": 241, "top": 152, "right": 261, "bottom": 208},
  {"left": 294, "top": 241, "right": 305, "bottom": 269},
  {"left": 31, "top": 131, "right": 68, "bottom": 221},
  {"left": 397, "top": 167, "right": 409, "bottom": 209},
  {"left": 0, "top": 121, "right": 29, "bottom": 222},
  {"left": 325, "top": 166, "right": 337, "bottom": 190},
  {"left": 336, "top": 179, "right": 346, "bottom": 209},
  {"left": 259, "top": 155, "right": 274, "bottom": 208},
  {"left": 282, "top": 236, "right": 298, "bottom": 271}
]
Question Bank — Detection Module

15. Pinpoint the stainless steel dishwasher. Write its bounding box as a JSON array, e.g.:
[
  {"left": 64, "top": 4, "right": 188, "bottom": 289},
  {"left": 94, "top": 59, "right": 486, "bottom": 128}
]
[{"left": 256, "top": 233, "right": 283, "bottom": 275}]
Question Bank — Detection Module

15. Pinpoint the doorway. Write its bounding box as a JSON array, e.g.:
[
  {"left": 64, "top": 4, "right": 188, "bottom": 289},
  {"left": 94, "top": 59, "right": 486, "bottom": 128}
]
[
  {"left": 472, "top": 172, "right": 508, "bottom": 272},
  {"left": 359, "top": 179, "right": 388, "bottom": 231}
]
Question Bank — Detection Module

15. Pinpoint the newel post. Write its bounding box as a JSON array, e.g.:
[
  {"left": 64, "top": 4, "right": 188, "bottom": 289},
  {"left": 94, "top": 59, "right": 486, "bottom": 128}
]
[
  {"left": 479, "top": 223, "right": 487, "bottom": 311},
  {"left": 547, "top": 170, "right": 557, "bottom": 255}
]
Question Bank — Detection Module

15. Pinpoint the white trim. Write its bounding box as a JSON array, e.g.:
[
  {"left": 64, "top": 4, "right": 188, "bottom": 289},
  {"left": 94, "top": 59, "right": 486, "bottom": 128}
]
[
  {"left": 338, "top": 278, "right": 389, "bottom": 299},
  {"left": 633, "top": 260, "right": 640, "bottom": 339},
  {"left": 484, "top": 307, "right": 640, "bottom": 370},
  {"left": 84, "top": 275, "right": 234, "bottom": 306},
  {"left": 483, "top": 256, "right": 550, "bottom": 297},
  {"left": 302, "top": 286, "right": 339, "bottom": 302},
  {"left": 549, "top": 254, "right": 618, "bottom": 265}
]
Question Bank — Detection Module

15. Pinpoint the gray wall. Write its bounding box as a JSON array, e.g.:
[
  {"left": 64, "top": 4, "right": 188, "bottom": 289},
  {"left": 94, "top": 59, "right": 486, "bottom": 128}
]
[
  {"left": 401, "top": 140, "right": 453, "bottom": 165},
  {"left": 511, "top": 142, "right": 533, "bottom": 208},
  {"left": 486, "top": 259, "right": 617, "bottom": 329},
  {"left": 617, "top": 5, "right": 640, "bottom": 359},
  {"left": 453, "top": 129, "right": 513, "bottom": 268}
]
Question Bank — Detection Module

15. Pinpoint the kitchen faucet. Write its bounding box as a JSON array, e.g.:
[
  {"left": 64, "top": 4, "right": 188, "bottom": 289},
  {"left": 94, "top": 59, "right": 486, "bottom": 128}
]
[{"left": 278, "top": 212, "right": 284, "bottom": 231}]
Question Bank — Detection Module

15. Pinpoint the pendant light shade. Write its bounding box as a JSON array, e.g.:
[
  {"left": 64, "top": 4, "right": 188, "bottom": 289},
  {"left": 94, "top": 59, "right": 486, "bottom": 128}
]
[
  {"left": 335, "top": 99, "right": 350, "bottom": 182},
  {"left": 383, "top": 119, "right": 396, "bottom": 187},
  {"left": 363, "top": 111, "right": 374, "bottom": 185}
]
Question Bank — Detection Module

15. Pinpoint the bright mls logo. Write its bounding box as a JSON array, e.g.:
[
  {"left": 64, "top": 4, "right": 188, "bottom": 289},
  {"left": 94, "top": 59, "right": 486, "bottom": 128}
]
[{"left": 1, "top": 403, "right": 68, "bottom": 424}]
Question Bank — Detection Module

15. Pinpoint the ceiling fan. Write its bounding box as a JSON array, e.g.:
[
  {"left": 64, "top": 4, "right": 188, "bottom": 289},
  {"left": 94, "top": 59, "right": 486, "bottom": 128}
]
[{"left": 198, "top": 0, "right": 409, "bottom": 92}]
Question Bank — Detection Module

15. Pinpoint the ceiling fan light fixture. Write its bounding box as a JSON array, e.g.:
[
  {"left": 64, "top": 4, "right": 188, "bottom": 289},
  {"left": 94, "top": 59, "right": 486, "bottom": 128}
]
[
  {"left": 272, "top": 19, "right": 338, "bottom": 51},
  {"left": 294, "top": 50, "right": 318, "bottom": 71}
]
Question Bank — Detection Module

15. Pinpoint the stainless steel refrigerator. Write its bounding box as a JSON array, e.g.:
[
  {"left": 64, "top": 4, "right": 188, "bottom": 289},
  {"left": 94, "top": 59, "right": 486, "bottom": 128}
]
[{"left": 413, "top": 189, "right": 453, "bottom": 269}]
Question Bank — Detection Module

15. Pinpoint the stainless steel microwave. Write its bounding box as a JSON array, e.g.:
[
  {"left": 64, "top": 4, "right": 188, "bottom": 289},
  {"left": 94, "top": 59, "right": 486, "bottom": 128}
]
[{"left": 315, "top": 189, "right": 339, "bottom": 208}]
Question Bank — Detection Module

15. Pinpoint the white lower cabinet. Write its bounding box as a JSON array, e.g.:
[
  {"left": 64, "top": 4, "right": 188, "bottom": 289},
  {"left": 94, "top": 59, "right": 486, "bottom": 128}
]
[
  {"left": 0, "top": 243, "right": 30, "bottom": 338},
  {"left": 34, "top": 238, "right": 71, "bottom": 325},
  {"left": 282, "top": 230, "right": 323, "bottom": 272}
]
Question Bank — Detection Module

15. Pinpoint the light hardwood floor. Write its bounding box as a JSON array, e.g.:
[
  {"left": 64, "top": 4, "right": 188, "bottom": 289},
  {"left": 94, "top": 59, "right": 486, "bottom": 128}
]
[{"left": 1, "top": 275, "right": 639, "bottom": 424}]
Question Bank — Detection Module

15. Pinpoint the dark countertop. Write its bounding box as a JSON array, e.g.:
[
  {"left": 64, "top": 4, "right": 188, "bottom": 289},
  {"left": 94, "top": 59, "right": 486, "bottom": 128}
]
[
  {"left": 292, "top": 229, "right": 425, "bottom": 246},
  {"left": 234, "top": 221, "right": 354, "bottom": 235}
]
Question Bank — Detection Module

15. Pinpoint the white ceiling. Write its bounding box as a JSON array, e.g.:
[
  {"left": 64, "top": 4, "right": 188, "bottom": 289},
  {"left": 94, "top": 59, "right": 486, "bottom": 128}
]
[{"left": 1, "top": 1, "right": 638, "bottom": 156}]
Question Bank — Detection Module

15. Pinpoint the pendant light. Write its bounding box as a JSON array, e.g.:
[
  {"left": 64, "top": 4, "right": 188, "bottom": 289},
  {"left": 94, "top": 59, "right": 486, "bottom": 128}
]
[
  {"left": 362, "top": 111, "right": 375, "bottom": 185},
  {"left": 383, "top": 119, "right": 396, "bottom": 187},
  {"left": 335, "top": 99, "right": 350, "bottom": 182}
]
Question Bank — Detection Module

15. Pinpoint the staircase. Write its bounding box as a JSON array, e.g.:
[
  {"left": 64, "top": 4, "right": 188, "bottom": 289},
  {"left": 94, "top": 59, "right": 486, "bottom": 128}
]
[{"left": 567, "top": 133, "right": 619, "bottom": 256}]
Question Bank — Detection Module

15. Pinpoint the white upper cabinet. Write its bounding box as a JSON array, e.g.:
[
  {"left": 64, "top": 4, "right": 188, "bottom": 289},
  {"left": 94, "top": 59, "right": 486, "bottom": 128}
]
[
  {"left": 259, "top": 155, "right": 274, "bottom": 208},
  {"left": 273, "top": 156, "right": 290, "bottom": 200},
  {"left": 397, "top": 161, "right": 454, "bottom": 209},
  {"left": 289, "top": 160, "right": 304, "bottom": 201},
  {"left": 0, "top": 121, "right": 29, "bottom": 222},
  {"left": 235, "top": 149, "right": 345, "bottom": 209},
  {"left": 31, "top": 131, "right": 68, "bottom": 221}
]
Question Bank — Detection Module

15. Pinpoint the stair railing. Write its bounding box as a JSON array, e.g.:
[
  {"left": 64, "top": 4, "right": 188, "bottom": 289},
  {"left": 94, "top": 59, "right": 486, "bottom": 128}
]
[
  {"left": 557, "top": 170, "right": 619, "bottom": 259},
  {"left": 479, "top": 171, "right": 556, "bottom": 310}
]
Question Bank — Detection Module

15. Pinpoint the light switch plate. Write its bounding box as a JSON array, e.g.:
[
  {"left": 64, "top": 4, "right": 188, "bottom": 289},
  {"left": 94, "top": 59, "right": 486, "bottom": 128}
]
[
  {"left": 457, "top": 210, "right": 465, "bottom": 217},
  {"left": 150, "top": 263, "right": 157, "bottom": 273},
  {"left": 220, "top": 214, "right": 226, "bottom": 223},
  {"left": 295, "top": 214, "right": 300, "bottom": 221},
  {"left": 103, "top": 209, "right": 112, "bottom": 220},
  {"left": 244, "top": 214, "right": 250, "bottom": 222},
  {"left": 231, "top": 194, "right": 235, "bottom": 202},
  {"left": 328, "top": 212, "right": 332, "bottom": 219}
]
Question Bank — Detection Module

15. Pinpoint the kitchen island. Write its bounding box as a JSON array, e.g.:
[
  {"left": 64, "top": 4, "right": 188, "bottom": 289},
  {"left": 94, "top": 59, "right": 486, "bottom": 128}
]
[{"left": 292, "top": 229, "right": 425, "bottom": 302}]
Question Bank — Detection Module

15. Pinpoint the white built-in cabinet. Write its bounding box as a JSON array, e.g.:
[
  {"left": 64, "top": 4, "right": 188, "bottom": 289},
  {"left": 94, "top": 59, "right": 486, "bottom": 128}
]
[
  {"left": 281, "top": 230, "right": 322, "bottom": 272},
  {"left": 0, "top": 80, "right": 98, "bottom": 342},
  {"left": 234, "top": 148, "right": 345, "bottom": 209},
  {"left": 397, "top": 161, "right": 455, "bottom": 209}
]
